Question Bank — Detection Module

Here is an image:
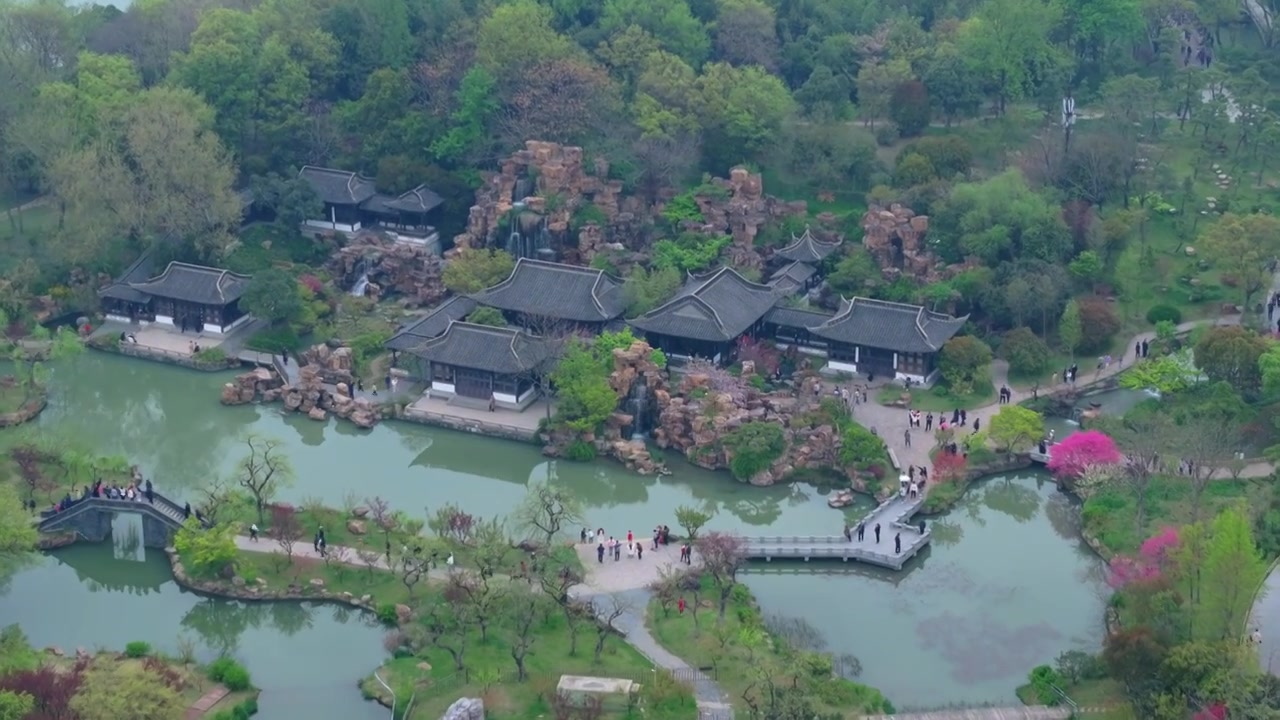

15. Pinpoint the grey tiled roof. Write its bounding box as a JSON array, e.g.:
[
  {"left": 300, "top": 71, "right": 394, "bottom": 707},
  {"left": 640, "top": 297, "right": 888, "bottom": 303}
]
[
  {"left": 359, "top": 185, "right": 444, "bottom": 216},
  {"left": 127, "top": 262, "right": 252, "bottom": 306},
  {"left": 764, "top": 305, "right": 835, "bottom": 329},
  {"left": 407, "top": 321, "right": 548, "bottom": 374},
  {"left": 385, "top": 297, "right": 478, "bottom": 352},
  {"left": 628, "top": 267, "right": 781, "bottom": 342},
  {"left": 298, "top": 166, "right": 378, "bottom": 206},
  {"left": 385, "top": 185, "right": 444, "bottom": 214},
  {"left": 775, "top": 226, "right": 841, "bottom": 264},
  {"left": 468, "top": 258, "right": 625, "bottom": 323},
  {"left": 99, "top": 252, "right": 156, "bottom": 304},
  {"left": 807, "top": 297, "right": 967, "bottom": 353},
  {"left": 768, "top": 261, "right": 817, "bottom": 294}
]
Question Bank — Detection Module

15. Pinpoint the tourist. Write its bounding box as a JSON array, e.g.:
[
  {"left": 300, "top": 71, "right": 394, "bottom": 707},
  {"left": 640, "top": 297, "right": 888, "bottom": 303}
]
[
  {"left": 856, "top": 522, "right": 865, "bottom": 541},
  {"left": 596, "top": 527, "right": 605, "bottom": 543},
  {"left": 925, "top": 413, "right": 933, "bottom": 431},
  {"left": 636, "top": 544, "right": 643, "bottom": 560},
  {"left": 446, "top": 553, "right": 455, "bottom": 567},
  {"left": 960, "top": 409, "right": 967, "bottom": 425},
  {"left": 144, "top": 479, "right": 154, "bottom": 504},
  {"left": 1142, "top": 340, "right": 1150, "bottom": 358},
  {"left": 183, "top": 502, "right": 191, "bottom": 519},
  {"left": 313, "top": 528, "right": 322, "bottom": 552},
  {"left": 249, "top": 523, "right": 259, "bottom": 541},
  {"left": 909, "top": 481, "right": 919, "bottom": 499},
  {"left": 678, "top": 597, "right": 686, "bottom": 614},
  {"left": 626, "top": 529, "right": 633, "bottom": 544},
  {"left": 596, "top": 543, "right": 605, "bottom": 563},
  {"left": 920, "top": 467, "right": 927, "bottom": 482},
  {"left": 614, "top": 539, "right": 622, "bottom": 561},
  {"left": 487, "top": 395, "right": 495, "bottom": 412},
  {"left": 918, "top": 520, "right": 926, "bottom": 534},
  {"left": 580, "top": 528, "right": 588, "bottom": 543},
  {"left": 843, "top": 524, "right": 852, "bottom": 541},
  {"left": 894, "top": 533, "right": 902, "bottom": 554},
  {"left": 873, "top": 523, "right": 881, "bottom": 544},
  {"left": 903, "top": 429, "right": 911, "bottom": 448},
  {"left": 627, "top": 542, "right": 635, "bottom": 559},
  {"left": 951, "top": 409, "right": 960, "bottom": 425},
  {"left": 318, "top": 536, "right": 327, "bottom": 557},
  {"left": 662, "top": 525, "right": 671, "bottom": 544},
  {"left": 652, "top": 528, "right": 660, "bottom": 550},
  {"left": 973, "top": 418, "right": 981, "bottom": 434}
]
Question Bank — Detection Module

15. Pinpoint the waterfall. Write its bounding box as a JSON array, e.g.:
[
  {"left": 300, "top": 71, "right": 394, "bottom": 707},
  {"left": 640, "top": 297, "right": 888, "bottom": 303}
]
[
  {"left": 629, "top": 378, "right": 650, "bottom": 440},
  {"left": 350, "top": 257, "right": 370, "bottom": 297}
]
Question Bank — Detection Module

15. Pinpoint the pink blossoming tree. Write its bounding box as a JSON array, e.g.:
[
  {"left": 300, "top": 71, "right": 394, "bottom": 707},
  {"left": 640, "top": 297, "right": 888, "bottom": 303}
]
[
  {"left": 1046, "top": 430, "right": 1123, "bottom": 480},
  {"left": 1107, "top": 526, "right": 1180, "bottom": 589}
]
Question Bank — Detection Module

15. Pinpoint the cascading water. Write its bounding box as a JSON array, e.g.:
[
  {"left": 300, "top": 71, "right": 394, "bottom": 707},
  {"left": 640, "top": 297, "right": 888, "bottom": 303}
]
[
  {"left": 628, "top": 378, "right": 651, "bottom": 440},
  {"left": 350, "top": 257, "right": 370, "bottom": 297}
]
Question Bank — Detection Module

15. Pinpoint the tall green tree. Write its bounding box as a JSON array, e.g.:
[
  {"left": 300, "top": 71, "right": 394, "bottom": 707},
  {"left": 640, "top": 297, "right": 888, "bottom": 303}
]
[
  {"left": 599, "top": 0, "right": 710, "bottom": 67},
  {"left": 1198, "top": 505, "right": 1267, "bottom": 641},
  {"left": 960, "top": 0, "right": 1066, "bottom": 115},
  {"left": 1199, "top": 212, "right": 1280, "bottom": 311}
]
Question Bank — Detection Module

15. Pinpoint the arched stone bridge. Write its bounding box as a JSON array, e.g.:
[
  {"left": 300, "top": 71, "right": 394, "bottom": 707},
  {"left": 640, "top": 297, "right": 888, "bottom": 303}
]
[{"left": 38, "top": 491, "right": 207, "bottom": 548}]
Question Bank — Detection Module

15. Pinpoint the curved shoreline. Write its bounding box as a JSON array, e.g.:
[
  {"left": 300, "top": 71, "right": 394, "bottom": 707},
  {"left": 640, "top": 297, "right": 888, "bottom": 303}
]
[{"left": 0, "top": 390, "right": 48, "bottom": 427}]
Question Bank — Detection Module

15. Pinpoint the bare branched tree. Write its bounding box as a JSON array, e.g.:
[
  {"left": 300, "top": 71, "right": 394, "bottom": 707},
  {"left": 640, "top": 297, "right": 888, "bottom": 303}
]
[
  {"left": 695, "top": 531, "right": 748, "bottom": 620},
  {"left": 269, "top": 504, "right": 303, "bottom": 571},
  {"left": 513, "top": 480, "right": 584, "bottom": 548},
  {"left": 590, "top": 594, "right": 633, "bottom": 663},
  {"left": 236, "top": 435, "right": 294, "bottom": 524}
]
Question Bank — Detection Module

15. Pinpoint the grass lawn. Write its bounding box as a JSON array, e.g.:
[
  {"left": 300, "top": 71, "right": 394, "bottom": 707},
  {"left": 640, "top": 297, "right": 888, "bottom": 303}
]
[
  {"left": 45, "top": 649, "right": 260, "bottom": 717},
  {"left": 1080, "top": 474, "right": 1271, "bottom": 555},
  {"left": 224, "top": 222, "right": 330, "bottom": 275},
  {"left": 358, "top": 590, "right": 696, "bottom": 720},
  {"left": 877, "top": 381, "right": 996, "bottom": 411},
  {"left": 1015, "top": 677, "right": 1130, "bottom": 718},
  {"left": 0, "top": 382, "right": 34, "bottom": 414},
  {"left": 235, "top": 550, "right": 415, "bottom": 606},
  {"left": 645, "top": 577, "right": 893, "bottom": 716}
]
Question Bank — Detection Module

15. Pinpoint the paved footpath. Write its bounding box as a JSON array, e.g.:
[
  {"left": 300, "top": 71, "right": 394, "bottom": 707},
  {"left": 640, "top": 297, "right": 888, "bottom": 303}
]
[
  {"left": 850, "top": 316, "right": 1256, "bottom": 484},
  {"left": 568, "top": 541, "right": 733, "bottom": 719},
  {"left": 184, "top": 685, "right": 229, "bottom": 720},
  {"left": 1250, "top": 559, "right": 1280, "bottom": 677}
]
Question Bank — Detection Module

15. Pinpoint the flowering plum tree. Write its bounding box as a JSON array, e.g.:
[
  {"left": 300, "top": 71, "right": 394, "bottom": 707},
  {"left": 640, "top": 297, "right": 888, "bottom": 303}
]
[
  {"left": 1107, "top": 526, "right": 1180, "bottom": 589},
  {"left": 1046, "top": 430, "right": 1122, "bottom": 480}
]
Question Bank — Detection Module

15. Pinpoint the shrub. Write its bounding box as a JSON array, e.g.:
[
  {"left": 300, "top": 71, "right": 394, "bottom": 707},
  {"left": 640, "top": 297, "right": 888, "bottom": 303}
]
[
  {"left": 1027, "top": 664, "right": 1064, "bottom": 705},
  {"left": 889, "top": 80, "right": 930, "bottom": 137},
  {"left": 721, "top": 423, "right": 786, "bottom": 480},
  {"left": 192, "top": 347, "right": 228, "bottom": 364},
  {"left": 1145, "top": 305, "right": 1182, "bottom": 325},
  {"left": 206, "top": 657, "right": 251, "bottom": 690},
  {"left": 1077, "top": 298, "right": 1120, "bottom": 353},
  {"left": 900, "top": 136, "right": 972, "bottom": 178},
  {"left": 222, "top": 664, "right": 251, "bottom": 691},
  {"left": 375, "top": 604, "right": 399, "bottom": 626},
  {"left": 874, "top": 123, "right": 899, "bottom": 147},
  {"left": 124, "top": 641, "right": 151, "bottom": 658},
  {"left": 245, "top": 326, "right": 299, "bottom": 353},
  {"left": 564, "top": 439, "right": 597, "bottom": 462},
  {"left": 893, "top": 153, "right": 935, "bottom": 188},
  {"left": 999, "top": 327, "right": 1051, "bottom": 376},
  {"left": 232, "top": 697, "right": 259, "bottom": 719}
]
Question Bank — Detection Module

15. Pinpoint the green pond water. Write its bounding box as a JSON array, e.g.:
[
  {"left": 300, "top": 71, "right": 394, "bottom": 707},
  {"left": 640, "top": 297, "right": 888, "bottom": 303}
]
[{"left": 0, "top": 354, "right": 1108, "bottom": 711}]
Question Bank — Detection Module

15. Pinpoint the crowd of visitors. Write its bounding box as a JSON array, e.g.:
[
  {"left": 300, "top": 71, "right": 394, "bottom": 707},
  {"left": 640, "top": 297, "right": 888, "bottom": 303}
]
[
  {"left": 581, "top": 524, "right": 696, "bottom": 567},
  {"left": 48, "top": 478, "right": 155, "bottom": 514}
]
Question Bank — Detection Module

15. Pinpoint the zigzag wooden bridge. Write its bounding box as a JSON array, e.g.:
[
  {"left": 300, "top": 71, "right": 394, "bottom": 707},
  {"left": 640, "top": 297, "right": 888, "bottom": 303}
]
[{"left": 742, "top": 494, "right": 930, "bottom": 571}]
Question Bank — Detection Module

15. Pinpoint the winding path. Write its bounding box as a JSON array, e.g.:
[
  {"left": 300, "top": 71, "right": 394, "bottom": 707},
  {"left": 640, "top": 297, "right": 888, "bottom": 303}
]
[
  {"left": 1249, "top": 560, "right": 1280, "bottom": 676},
  {"left": 851, "top": 315, "right": 1252, "bottom": 481}
]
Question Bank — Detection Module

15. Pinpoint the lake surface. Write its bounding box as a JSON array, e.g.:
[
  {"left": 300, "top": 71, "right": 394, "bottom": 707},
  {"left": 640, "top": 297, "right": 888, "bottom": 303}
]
[{"left": 0, "top": 353, "right": 1108, "bottom": 710}]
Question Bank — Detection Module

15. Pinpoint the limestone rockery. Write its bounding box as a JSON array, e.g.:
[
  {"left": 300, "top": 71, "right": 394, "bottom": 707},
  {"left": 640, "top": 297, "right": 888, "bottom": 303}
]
[
  {"left": 219, "top": 353, "right": 382, "bottom": 428},
  {"left": 544, "top": 340, "right": 843, "bottom": 485}
]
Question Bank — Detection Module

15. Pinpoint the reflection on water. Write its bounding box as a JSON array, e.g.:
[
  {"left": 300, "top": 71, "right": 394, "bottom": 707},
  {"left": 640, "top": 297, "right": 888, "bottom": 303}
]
[
  {"left": 0, "top": 355, "right": 1109, "bottom": 711},
  {"left": 0, "top": 544, "right": 387, "bottom": 720},
  {"left": 743, "top": 472, "right": 1106, "bottom": 708}
]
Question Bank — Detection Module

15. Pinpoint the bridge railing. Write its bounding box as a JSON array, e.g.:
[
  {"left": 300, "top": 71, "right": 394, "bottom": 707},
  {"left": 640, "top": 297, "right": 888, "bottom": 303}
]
[{"left": 39, "top": 491, "right": 206, "bottom": 529}]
